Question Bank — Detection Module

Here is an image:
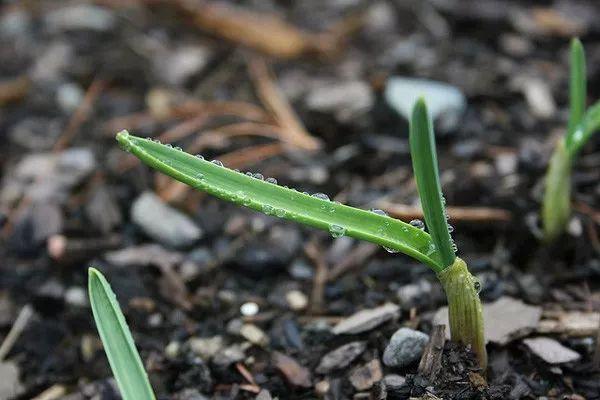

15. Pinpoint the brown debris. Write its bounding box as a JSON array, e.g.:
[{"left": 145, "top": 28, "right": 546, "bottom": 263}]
[
  {"left": 0, "top": 76, "right": 30, "bottom": 106},
  {"left": 348, "top": 359, "right": 382, "bottom": 391},
  {"left": 305, "top": 240, "right": 328, "bottom": 315},
  {"left": 379, "top": 202, "right": 513, "bottom": 224},
  {"left": 272, "top": 351, "right": 312, "bottom": 388},
  {"left": 537, "top": 310, "right": 600, "bottom": 337},
  {"left": 418, "top": 325, "right": 446, "bottom": 382}
]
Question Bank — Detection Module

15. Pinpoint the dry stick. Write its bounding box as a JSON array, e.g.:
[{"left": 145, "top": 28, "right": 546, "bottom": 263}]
[
  {"left": 0, "top": 304, "right": 34, "bottom": 361},
  {"left": 378, "top": 202, "right": 513, "bottom": 223},
  {"left": 573, "top": 201, "right": 600, "bottom": 225},
  {"left": 248, "top": 57, "right": 322, "bottom": 151},
  {"left": 31, "top": 385, "right": 67, "bottom": 400},
  {"left": 418, "top": 325, "right": 446, "bottom": 381},
  {"left": 0, "top": 75, "right": 30, "bottom": 106},
  {"left": 305, "top": 240, "right": 328, "bottom": 315},
  {"left": 53, "top": 78, "right": 105, "bottom": 152}
]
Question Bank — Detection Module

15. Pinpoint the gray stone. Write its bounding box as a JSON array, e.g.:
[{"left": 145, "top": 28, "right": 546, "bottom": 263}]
[
  {"left": 349, "top": 359, "right": 383, "bottom": 391},
  {"left": 382, "top": 328, "right": 429, "bottom": 368},
  {"left": 305, "top": 80, "right": 373, "bottom": 123},
  {"left": 188, "top": 336, "right": 224, "bottom": 360},
  {"left": 316, "top": 341, "right": 366, "bottom": 374},
  {"left": 0, "top": 362, "right": 24, "bottom": 399},
  {"left": 104, "top": 244, "right": 184, "bottom": 267},
  {"left": 332, "top": 303, "right": 399, "bottom": 335},
  {"left": 131, "top": 192, "right": 202, "bottom": 248},
  {"left": 155, "top": 45, "right": 212, "bottom": 86},
  {"left": 45, "top": 5, "right": 116, "bottom": 32},
  {"left": 523, "top": 337, "right": 580, "bottom": 364},
  {"left": 385, "top": 77, "right": 466, "bottom": 132},
  {"left": 65, "top": 286, "right": 88, "bottom": 307},
  {"left": 383, "top": 374, "right": 406, "bottom": 389},
  {"left": 212, "top": 344, "right": 246, "bottom": 368}
]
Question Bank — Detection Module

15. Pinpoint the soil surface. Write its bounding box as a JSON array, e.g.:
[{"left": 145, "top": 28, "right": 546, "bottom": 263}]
[{"left": 1, "top": 0, "right": 600, "bottom": 399}]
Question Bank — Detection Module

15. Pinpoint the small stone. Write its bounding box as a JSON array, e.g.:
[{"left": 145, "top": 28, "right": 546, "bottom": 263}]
[
  {"left": 240, "top": 323, "right": 269, "bottom": 347},
  {"left": 332, "top": 303, "right": 399, "bottom": 335},
  {"left": 285, "top": 290, "right": 308, "bottom": 311},
  {"left": 385, "top": 77, "right": 466, "bottom": 132},
  {"left": 240, "top": 302, "right": 259, "bottom": 316},
  {"left": 383, "top": 374, "right": 406, "bottom": 389},
  {"left": 255, "top": 389, "right": 272, "bottom": 400},
  {"left": 64, "top": 286, "right": 87, "bottom": 307},
  {"left": 0, "top": 362, "right": 24, "bottom": 399},
  {"left": 349, "top": 359, "right": 383, "bottom": 391},
  {"left": 104, "top": 244, "right": 183, "bottom": 267},
  {"left": 513, "top": 76, "right": 556, "bottom": 119},
  {"left": 85, "top": 186, "right": 122, "bottom": 234},
  {"left": 316, "top": 341, "right": 367, "bottom": 374},
  {"left": 155, "top": 45, "right": 212, "bottom": 86},
  {"left": 396, "top": 279, "right": 432, "bottom": 308},
  {"left": 165, "top": 341, "right": 181, "bottom": 359},
  {"left": 188, "top": 336, "right": 224, "bottom": 360},
  {"left": 314, "top": 380, "right": 330, "bottom": 396},
  {"left": 495, "top": 152, "right": 518, "bottom": 175},
  {"left": 56, "top": 82, "right": 84, "bottom": 113},
  {"left": 131, "top": 192, "right": 202, "bottom": 248},
  {"left": 305, "top": 80, "right": 373, "bottom": 123},
  {"left": 382, "top": 328, "right": 429, "bottom": 368},
  {"left": 45, "top": 4, "right": 116, "bottom": 32},
  {"left": 212, "top": 344, "right": 245, "bottom": 368},
  {"left": 523, "top": 337, "right": 580, "bottom": 364},
  {"left": 173, "top": 388, "right": 210, "bottom": 400},
  {"left": 272, "top": 351, "right": 312, "bottom": 388}
]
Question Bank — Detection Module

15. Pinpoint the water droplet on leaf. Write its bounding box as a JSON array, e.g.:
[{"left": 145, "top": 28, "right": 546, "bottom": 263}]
[
  {"left": 409, "top": 219, "right": 425, "bottom": 230},
  {"left": 329, "top": 224, "right": 346, "bottom": 238}
]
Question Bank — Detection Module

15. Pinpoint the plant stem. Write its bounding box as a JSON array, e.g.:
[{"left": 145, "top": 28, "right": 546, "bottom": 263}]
[
  {"left": 437, "top": 258, "right": 487, "bottom": 369},
  {"left": 542, "top": 140, "right": 572, "bottom": 242}
]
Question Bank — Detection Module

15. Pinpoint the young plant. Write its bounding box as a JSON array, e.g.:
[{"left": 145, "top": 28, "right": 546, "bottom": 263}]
[
  {"left": 88, "top": 268, "right": 156, "bottom": 400},
  {"left": 115, "top": 99, "right": 487, "bottom": 367},
  {"left": 542, "top": 38, "right": 600, "bottom": 242}
]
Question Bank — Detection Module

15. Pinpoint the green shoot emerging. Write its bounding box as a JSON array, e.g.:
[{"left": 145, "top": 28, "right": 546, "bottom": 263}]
[
  {"left": 410, "top": 98, "right": 486, "bottom": 368},
  {"left": 88, "top": 268, "right": 156, "bottom": 400},
  {"left": 116, "top": 100, "right": 487, "bottom": 368},
  {"left": 542, "top": 39, "right": 600, "bottom": 241}
]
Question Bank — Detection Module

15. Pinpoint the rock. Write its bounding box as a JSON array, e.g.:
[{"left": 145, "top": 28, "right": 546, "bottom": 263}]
[
  {"left": 0, "top": 362, "right": 24, "bottom": 399},
  {"left": 385, "top": 77, "right": 466, "bottom": 132},
  {"left": 305, "top": 80, "right": 374, "bottom": 123},
  {"left": 155, "top": 45, "right": 212, "bottom": 86},
  {"left": 494, "top": 152, "right": 518, "bottom": 175},
  {"left": 212, "top": 344, "right": 246, "bottom": 368},
  {"left": 272, "top": 351, "right": 312, "bottom": 388},
  {"left": 255, "top": 389, "right": 272, "bottom": 400},
  {"left": 286, "top": 290, "right": 308, "bottom": 311},
  {"left": 523, "top": 337, "right": 580, "bottom": 364},
  {"left": 45, "top": 5, "right": 116, "bottom": 32},
  {"left": 56, "top": 82, "right": 84, "bottom": 113},
  {"left": 188, "top": 336, "right": 225, "bottom": 360},
  {"left": 131, "top": 192, "right": 202, "bottom": 248},
  {"left": 316, "top": 341, "right": 367, "bottom": 374},
  {"left": 382, "top": 328, "right": 429, "bottom": 368},
  {"left": 64, "top": 286, "right": 87, "bottom": 307},
  {"left": 240, "top": 324, "right": 269, "bottom": 347},
  {"left": 85, "top": 186, "right": 122, "bottom": 234},
  {"left": 383, "top": 374, "right": 406, "bottom": 389},
  {"left": 434, "top": 296, "right": 542, "bottom": 344},
  {"left": 396, "top": 279, "right": 433, "bottom": 308},
  {"left": 349, "top": 359, "right": 383, "bottom": 391},
  {"left": 173, "top": 388, "right": 210, "bottom": 400},
  {"left": 288, "top": 259, "right": 314, "bottom": 280},
  {"left": 9, "top": 117, "right": 62, "bottom": 150},
  {"left": 104, "top": 244, "right": 184, "bottom": 267},
  {"left": 332, "top": 303, "right": 399, "bottom": 335},
  {"left": 512, "top": 76, "right": 556, "bottom": 119}
]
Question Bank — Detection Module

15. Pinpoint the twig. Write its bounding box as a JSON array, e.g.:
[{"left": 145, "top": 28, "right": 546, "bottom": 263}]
[
  {"left": 53, "top": 78, "right": 106, "bottom": 152},
  {"left": 305, "top": 240, "right": 328, "bottom": 315},
  {"left": 0, "top": 75, "right": 30, "bottom": 106},
  {"left": 417, "top": 324, "right": 446, "bottom": 381},
  {"left": 378, "top": 202, "right": 513, "bottom": 223},
  {"left": 248, "top": 57, "right": 322, "bottom": 151},
  {"left": 0, "top": 304, "right": 34, "bottom": 361},
  {"left": 31, "top": 385, "right": 67, "bottom": 400}
]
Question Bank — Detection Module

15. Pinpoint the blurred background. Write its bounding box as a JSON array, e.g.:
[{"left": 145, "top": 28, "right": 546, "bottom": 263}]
[{"left": 0, "top": 0, "right": 599, "bottom": 399}]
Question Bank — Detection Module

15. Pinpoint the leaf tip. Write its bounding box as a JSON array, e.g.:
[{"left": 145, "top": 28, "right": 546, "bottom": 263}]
[{"left": 115, "top": 130, "right": 132, "bottom": 147}]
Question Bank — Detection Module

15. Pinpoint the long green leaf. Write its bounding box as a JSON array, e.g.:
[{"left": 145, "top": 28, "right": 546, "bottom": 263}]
[
  {"left": 409, "top": 99, "right": 456, "bottom": 268},
  {"left": 116, "top": 131, "right": 444, "bottom": 271},
  {"left": 566, "top": 38, "right": 586, "bottom": 143},
  {"left": 88, "top": 268, "right": 156, "bottom": 400},
  {"left": 566, "top": 101, "right": 600, "bottom": 157}
]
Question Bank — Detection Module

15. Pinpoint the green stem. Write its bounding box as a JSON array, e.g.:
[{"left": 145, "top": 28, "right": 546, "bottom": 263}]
[
  {"left": 542, "top": 141, "right": 572, "bottom": 242},
  {"left": 437, "top": 258, "right": 487, "bottom": 369}
]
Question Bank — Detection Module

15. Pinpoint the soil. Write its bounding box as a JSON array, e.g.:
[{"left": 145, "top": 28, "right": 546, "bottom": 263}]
[{"left": 0, "top": 0, "right": 599, "bottom": 399}]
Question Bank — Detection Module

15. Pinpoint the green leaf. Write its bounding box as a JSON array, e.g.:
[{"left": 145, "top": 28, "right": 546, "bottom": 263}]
[
  {"left": 566, "top": 100, "right": 600, "bottom": 157},
  {"left": 566, "top": 38, "right": 586, "bottom": 144},
  {"left": 409, "top": 99, "right": 456, "bottom": 268},
  {"left": 116, "top": 131, "right": 444, "bottom": 271},
  {"left": 88, "top": 268, "right": 156, "bottom": 400}
]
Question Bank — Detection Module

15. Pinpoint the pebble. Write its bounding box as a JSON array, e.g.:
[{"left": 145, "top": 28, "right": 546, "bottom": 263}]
[
  {"left": 523, "top": 337, "right": 580, "bottom": 364},
  {"left": 56, "top": 82, "right": 84, "bottom": 113},
  {"left": 285, "top": 290, "right": 308, "bottom": 311},
  {"left": 396, "top": 279, "right": 432, "bottom": 308},
  {"left": 9, "top": 117, "right": 62, "bottom": 150},
  {"left": 513, "top": 76, "right": 556, "bottom": 119},
  {"left": 212, "top": 344, "right": 246, "bottom": 368},
  {"left": 131, "top": 191, "right": 202, "bottom": 248},
  {"left": 494, "top": 152, "right": 518, "bottom": 175},
  {"left": 104, "top": 244, "right": 183, "bottom": 267},
  {"left": 240, "top": 323, "right": 269, "bottom": 347},
  {"left": 382, "top": 328, "right": 429, "bottom": 368},
  {"left": 305, "top": 80, "right": 374, "bottom": 123},
  {"left": 85, "top": 186, "right": 122, "bottom": 234},
  {"left": 383, "top": 374, "right": 407, "bottom": 389},
  {"left": 240, "top": 302, "right": 259, "bottom": 316},
  {"left": 45, "top": 4, "right": 116, "bottom": 32},
  {"left": 385, "top": 77, "right": 466, "bottom": 132},
  {"left": 188, "top": 336, "right": 224, "bottom": 360},
  {"left": 0, "top": 362, "right": 24, "bottom": 399},
  {"left": 165, "top": 341, "right": 181, "bottom": 359},
  {"left": 332, "top": 303, "right": 399, "bottom": 335},
  {"left": 155, "top": 45, "right": 212, "bottom": 86},
  {"left": 272, "top": 351, "right": 312, "bottom": 388},
  {"left": 255, "top": 389, "right": 272, "bottom": 400},
  {"left": 173, "top": 388, "right": 210, "bottom": 400},
  {"left": 316, "top": 341, "right": 367, "bottom": 374},
  {"left": 349, "top": 359, "right": 383, "bottom": 391},
  {"left": 64, "top": 286, "right": 87, "bottom": 307}
]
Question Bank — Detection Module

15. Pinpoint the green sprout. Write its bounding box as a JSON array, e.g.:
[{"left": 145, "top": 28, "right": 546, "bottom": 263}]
[
  {"left": 115, "top": 99, "right": 487, "bottom": 367},
  {"left": 542, "top": 38, "right": 600, "bottom": 242},
  {"left": 89, "top": 268, "right": 156, "bottom": 400}
]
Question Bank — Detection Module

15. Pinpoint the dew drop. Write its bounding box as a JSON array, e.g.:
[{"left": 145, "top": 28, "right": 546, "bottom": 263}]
[
  {"left": 266, "top": 177, "right": 278, "bottom": 184},
  {"left": 152, "top": 138, "right": 161, "bottom": 143},
  {"left": 262, "top": 204, "right": 274, "bottom": 215},
  {"left": 329, "top": 224, "right": 346, "bottom": 238},
  {"left": 275, "top": 208, "right": 286, "bottom": 218},
  {"left": 384, "top": 246, "right": 399, "bottom": 254},
  {"left": 242, "top": 197, "right": 252, "bottom": 206},
  {"left": 447, "top": 224, "right": 454, "bottom": 233},
  {"left": 166, "top": 143, "right": 173, "bottom": 148},
  {"left": 245, "top": 172, "right": 254, "bottom": 177},
  {"left": 174, "top": 146, "right": 182, "bottom": 151},
  {"left": 211, "top": 160, "right": 223, "bottom": 167},
  {"left": 253, "top": 173, "right": 264, "bottom": 180},
  {"left": 409, "top": 219, "right": 425, "bottom": 230},
  {"left": 473, "top": 279, "right": 481, "bottom": 294},
  {"left": 195, "top": 154, "right": 205, "bottom": 160},
  {"left": 312, "top": 193, "right": 329, "bottom": 201},
  {"left": 370, "top": 208, "right": 388, "bottom": 217},
  {"left": 195, "top": 172, "right": 205, "bottom": 180},
  {"left": 425, "top": 242, "right": 437, "bottom": 256}
]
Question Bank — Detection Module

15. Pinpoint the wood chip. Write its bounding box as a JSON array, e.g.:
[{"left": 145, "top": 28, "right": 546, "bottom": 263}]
[{"left": 272, "top": 351, "right": 312, "bottom": 388}]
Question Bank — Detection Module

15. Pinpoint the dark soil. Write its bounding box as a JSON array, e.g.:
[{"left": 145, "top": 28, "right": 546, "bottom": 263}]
[{"left": 1, "top": 0, "right": 599, "bottom": 399}]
